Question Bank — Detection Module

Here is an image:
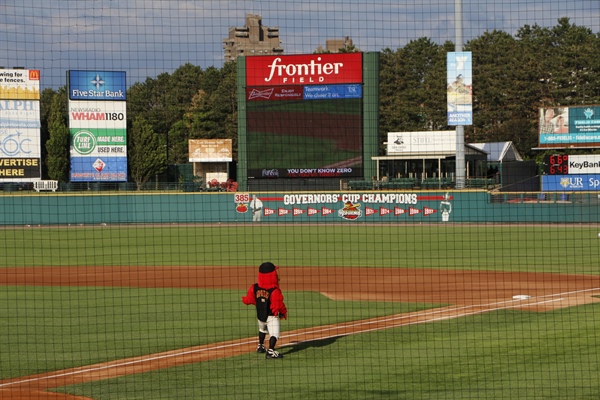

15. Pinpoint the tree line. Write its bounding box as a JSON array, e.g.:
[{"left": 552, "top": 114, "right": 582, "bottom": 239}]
[{"left": 40, "top": 18, "right": 600, "bottom": 187}]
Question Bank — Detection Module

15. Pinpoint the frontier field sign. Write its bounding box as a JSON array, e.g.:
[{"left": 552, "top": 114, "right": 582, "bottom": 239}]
[
  {"left": 0, "top": 69, "right": 42, "bottom": 181},
  {"left": 68, "top": 71, "right": 127, "bottom": 182}
]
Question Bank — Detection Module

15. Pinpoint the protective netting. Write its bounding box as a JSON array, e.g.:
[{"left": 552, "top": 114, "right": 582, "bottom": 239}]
[{"left": 1, "top": 1, "right": 600, "bottom": 399}]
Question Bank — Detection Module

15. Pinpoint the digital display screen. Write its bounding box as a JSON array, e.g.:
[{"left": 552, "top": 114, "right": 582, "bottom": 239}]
[
  {"left": 246, "top": 98, "right": 363, "bottom": 179},
  {"left": 545, "top": 154, "right": 569, "bottom": 175}
]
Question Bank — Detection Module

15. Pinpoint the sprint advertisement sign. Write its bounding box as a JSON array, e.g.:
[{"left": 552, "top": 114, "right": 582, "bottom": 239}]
[
  {"left": 0, "top": 70, "right": 42, "bottom": 181},
  {"left": 68, "top": 71, "right": 127, "bottom": 182}
]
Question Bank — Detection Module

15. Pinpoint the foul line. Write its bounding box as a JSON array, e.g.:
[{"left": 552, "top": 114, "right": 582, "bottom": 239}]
[{"left": 2, "top": 287, "right": 599, "bottom": 389}]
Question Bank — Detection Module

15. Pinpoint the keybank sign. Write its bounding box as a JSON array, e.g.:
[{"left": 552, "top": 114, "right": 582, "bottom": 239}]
[
  {"left": 246, "top": 53, "right": 363, "bottom": 87},
  {"left": 68, "top": 71, "right": 127, "bottom": 101}
]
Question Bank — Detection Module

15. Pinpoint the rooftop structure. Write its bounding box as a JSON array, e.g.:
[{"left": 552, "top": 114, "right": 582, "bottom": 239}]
[
  {"left": 316, "top": 36, "right": 356, "bottom": 53},
  {"left": 223, "top": 14, "right": 283, "bottom": 62}
]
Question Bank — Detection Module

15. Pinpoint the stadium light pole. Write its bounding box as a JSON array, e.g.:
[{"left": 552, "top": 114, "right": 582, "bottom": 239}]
[{"left": 454, "top": 0, "right": 466, "bottom": 189}]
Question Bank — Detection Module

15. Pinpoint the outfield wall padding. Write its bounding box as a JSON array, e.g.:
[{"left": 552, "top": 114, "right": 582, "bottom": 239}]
[{"left": 1, "top": 191, "right": 598, "bottom": 225}]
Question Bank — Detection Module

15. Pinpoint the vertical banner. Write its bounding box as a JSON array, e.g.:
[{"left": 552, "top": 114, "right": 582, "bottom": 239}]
[
  {"left": 0, "top": 69, "right": 42, "bottom": 181},
  {"left": 447, "top": 52, "right": 473, "bottom": 126},
  {"left": 68, "top": 71, "right": 127, "bottom": 182}
]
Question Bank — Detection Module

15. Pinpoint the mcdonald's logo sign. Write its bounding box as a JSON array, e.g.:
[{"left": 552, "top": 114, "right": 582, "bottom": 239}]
[{"left": 29, "top": 70, "right": 40, "bottom": 80}]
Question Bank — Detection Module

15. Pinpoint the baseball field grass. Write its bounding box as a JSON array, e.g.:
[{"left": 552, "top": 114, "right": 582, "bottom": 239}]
[
  {"left": 1, "top": 223, "right": 600, "bottom": 399},
  {"left": 55, "top": 306, "right": 600, "bottom": 400},
  {"left": 1, "top": 224, "right": 599, "bottom": 273}
]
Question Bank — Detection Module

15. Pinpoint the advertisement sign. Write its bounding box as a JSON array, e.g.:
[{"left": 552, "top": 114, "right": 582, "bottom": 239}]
[
  {"left": 70, "top": 156, "right": 128, "bottom": 182},
  {"left": 0, "top": 98, "right": 41, "bottom": 181},
  {"left": 304, "top": 84, "right": 362, "bottom": 100},
  {"left": 447, "top": 52, "right": 473, "bottom": 126},
  {"left": 233, "top": 192, "right": 453, "bottom": 222},
  {"left": 246, "top": 84, "right": 362, "bottom": 101},
  {"left": 189, "top": 139, "right": 233, "bottom": 162},
  {"left": 246, "top": 53, "right": 363, "bottom": 87},
  {"left": 69, "top": 101, "right": 126, "bottom": 129},
  {"left": 68, "top": 70, "right": 126, "bottom": 101},
  {"left": 0, "top": 100, "right": 41, "bottom": 129},
  {"left": 247, "top": 166, "right": 363, "bottom": 179},
  {"left": 70, "top": 128, "right": 127, "bottom": 157},
  {"left": 69, "top": 126, "right": 127, "bottom": 182},
  {"left": 545, "top": 154, "right": 600, "bottom": 175},
  {"left": 387, "top": 131, "right": 456, "bottom": 154},
  {"left": 0, "top": 69, "right": 40, "bottom": 100},
  {"left": 0, "top": 156, "right": 40, "bottom": 180},
  {"left": 68, "top": 74, "right": 127, "bottom": 182},
  {"left": 542, "top": 174, "right": 600, "bottom": 191},
  {"left": 246, "top": 86, "right": 303, "bottom": 101},
  {"left": 538, "top": 106, "right": 600, "bottom": 148}
]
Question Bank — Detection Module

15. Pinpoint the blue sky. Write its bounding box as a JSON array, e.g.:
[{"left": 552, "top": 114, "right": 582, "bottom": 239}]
[{"left": 1, "top": 0, "right": 598, "bottom": 89}]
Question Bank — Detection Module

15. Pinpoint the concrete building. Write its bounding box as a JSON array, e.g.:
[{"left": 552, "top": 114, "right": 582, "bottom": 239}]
[
  {"left": 316, "top": 36, "right": 356, "bottom": 53},
  {"left": 223, "top": 14, "right": 283, "bottom": 62}
]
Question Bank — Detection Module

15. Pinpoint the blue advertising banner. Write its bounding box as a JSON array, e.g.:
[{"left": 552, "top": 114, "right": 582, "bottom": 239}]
[
  {"left": 68, "top": 71, "right": 126, "bottom": 101},
  {"left": 303, "top": 84, "right": 363, "bottom": 100},
  {"left": 447, "top": 52, "right": 473, "bottom": 126},
  {"left": 70, "top": 156, "right": 128, "bottom": 182},
  {"left": 539, "top": 106, "right": 600, "bottom": 147},
  {"left": 542, "top": 174, "right": 600, "bottom": 191}
]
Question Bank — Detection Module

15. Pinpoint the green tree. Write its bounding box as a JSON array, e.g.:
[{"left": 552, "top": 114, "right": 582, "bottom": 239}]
[
  {"left": 129, "top": 116, "right": 167, "bottom": 189},
  {"left": 168, "top": 60, "right": 238, "bottom": 161},
  {"left": 127, "top": 64, "right": 204, "bottom": 166},
  {"left": 517, "top": 18, "right": 600, "bottom": 107},
  {"left": 379, "top": 38, "right": 447, "bottom": 148},
  {"left": 39, "top": 87, "right": 57, "bottom": 179},
  {"left": 45, "top": 88, "right": 70, "bottom": 182},
  {"left": 466, "top": 30, "right": 538, "bottom": 153}
]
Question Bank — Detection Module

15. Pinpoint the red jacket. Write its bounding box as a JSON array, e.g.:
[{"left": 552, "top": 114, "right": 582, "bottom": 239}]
[{"left": 242, "top": 268, "right": 287, "bottom": 319}]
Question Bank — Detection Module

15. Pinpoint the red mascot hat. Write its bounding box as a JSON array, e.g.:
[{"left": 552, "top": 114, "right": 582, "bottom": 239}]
[{"left": 257, "top": 262, "right": 279, "bottom": 289}]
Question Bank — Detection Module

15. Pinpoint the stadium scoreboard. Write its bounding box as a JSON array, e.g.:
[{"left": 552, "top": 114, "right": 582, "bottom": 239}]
[{"left": 545, "top": 154, "right": 569, "bottom": 175}]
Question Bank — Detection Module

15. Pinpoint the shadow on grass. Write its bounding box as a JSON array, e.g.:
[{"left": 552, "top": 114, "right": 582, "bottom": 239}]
[{"left": 282, "top": 337, "right": 341, "bottom": 355}]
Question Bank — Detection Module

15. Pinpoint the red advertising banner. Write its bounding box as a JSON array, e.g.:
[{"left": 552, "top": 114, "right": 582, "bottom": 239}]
[{"left": 246, "top": 53, "right": 363, "bottom": 87}]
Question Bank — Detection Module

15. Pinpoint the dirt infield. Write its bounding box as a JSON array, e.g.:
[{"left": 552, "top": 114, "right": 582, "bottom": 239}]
[{"left": 1, "top": 266, "right": 600, "bottom": 400}]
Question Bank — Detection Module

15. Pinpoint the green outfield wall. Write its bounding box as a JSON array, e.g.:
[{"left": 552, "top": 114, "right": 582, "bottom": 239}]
[{"left": 1, "top": 191, "right": 599, "bottom": 225}]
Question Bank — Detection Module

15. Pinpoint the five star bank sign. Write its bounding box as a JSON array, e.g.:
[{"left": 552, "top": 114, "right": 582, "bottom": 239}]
[{"left": 68, "top": 70, "right": 128, "bottom": 182}]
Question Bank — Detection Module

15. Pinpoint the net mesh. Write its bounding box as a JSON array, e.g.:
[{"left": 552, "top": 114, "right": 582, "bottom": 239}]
[{"left": 1, "top": 1, "right": 600, "bottom": 399}]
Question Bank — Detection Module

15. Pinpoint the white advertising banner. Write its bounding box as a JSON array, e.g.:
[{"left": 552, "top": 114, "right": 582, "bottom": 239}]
[
  {"left": 387, "top": 131, "right": 456, "bottom": 154},
  {"left": 564, "top": 154, "right": 600, "bottom": 174},
  {"left": 69, "top": 101, "right": 127, "bottom": 129},
  {"left": 68, "top": 98, "right": 128, "bottom": 182},
  {"left": 189, "top": 139, "right": 233, "bottom": 162},
  {"left": 0, "top": 69, "right": 40, "bottom": 100},
  {"left": 0, "top": 99, "right": 41, "bottom": 181}
]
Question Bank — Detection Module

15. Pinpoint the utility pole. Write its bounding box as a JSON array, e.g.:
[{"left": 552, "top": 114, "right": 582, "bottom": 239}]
[{"left": 454, "top": 0, "right": 466, "bottom": 189}]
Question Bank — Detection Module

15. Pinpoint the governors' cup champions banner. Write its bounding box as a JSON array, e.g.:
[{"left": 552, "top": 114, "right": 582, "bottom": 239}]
[
  {"left": 447, "top": 52, "right": 473, "bottom": 126},
  {"left": 0, "top": 69, "right": 42, "bottom": 181},
  {"left": 68, "top": 71, "right": 127, "bottom": 182}
]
